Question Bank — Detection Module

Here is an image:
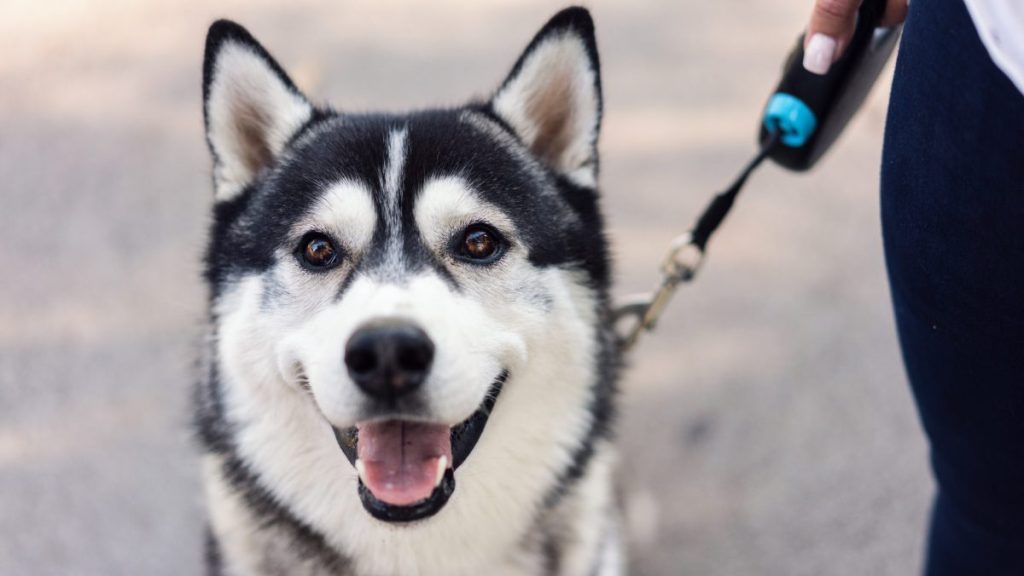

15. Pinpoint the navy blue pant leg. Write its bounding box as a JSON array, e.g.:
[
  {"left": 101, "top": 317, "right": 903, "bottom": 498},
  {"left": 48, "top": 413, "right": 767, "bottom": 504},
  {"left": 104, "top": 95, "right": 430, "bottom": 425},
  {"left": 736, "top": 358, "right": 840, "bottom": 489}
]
[{"left": 881, "top": 0, "right": 1024, "bottom": 573}]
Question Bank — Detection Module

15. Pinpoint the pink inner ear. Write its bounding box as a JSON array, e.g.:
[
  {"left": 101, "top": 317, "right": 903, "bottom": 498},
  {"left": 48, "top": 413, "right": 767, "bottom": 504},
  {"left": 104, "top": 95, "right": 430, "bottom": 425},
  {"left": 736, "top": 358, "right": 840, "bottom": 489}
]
[
  {"left": 231, "top": 96, "right": 274, "bottom": 174},
  {"left": 491, "top": 29, "right": 599, "bottom": 182},
  {"left": 526, "top": 71, "right": 575, "bottom": 166}
]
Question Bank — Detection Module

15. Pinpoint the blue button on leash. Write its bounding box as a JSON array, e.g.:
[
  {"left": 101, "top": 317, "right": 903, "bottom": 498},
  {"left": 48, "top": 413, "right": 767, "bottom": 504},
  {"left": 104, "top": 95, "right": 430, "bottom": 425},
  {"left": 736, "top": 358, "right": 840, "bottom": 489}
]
[{"left": 763, "top": 93, "right": 818, "bottom": 147}]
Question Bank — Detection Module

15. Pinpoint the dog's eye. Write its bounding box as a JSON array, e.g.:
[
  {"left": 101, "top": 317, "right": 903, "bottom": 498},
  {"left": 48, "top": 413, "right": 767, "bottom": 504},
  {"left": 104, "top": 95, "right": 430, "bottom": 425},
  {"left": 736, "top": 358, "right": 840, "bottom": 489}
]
[
  {"left": 456, "top": 224, "right": 504, "bottom": 264},
  {"left": 297, "top": 233, "right": 340, "bottom": 270}
]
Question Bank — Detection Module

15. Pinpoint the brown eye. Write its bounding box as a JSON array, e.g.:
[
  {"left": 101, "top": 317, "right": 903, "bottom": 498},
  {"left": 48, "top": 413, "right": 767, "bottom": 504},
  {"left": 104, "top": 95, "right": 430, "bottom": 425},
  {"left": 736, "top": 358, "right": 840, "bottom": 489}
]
[
  {"left": 298, "top": 233, "right": 340, "bottom": 269},
  {"left": 457, "top": 225, "right": 504, "bottom": 263}
]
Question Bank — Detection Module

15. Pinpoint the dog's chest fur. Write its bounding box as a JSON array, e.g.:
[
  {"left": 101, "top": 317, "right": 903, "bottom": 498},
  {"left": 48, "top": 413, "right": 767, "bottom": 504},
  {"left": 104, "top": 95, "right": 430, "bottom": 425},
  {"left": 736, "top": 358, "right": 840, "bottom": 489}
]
[{"left": 202, "top": 444, "right": 621, "bottom": 576}]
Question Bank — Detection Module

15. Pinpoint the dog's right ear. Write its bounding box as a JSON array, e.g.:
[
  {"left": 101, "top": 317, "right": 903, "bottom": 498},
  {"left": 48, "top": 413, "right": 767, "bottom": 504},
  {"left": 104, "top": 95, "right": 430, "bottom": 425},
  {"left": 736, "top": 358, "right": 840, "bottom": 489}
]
[{"left": 203, "top": 20, "right": 314, "bottom": 202}]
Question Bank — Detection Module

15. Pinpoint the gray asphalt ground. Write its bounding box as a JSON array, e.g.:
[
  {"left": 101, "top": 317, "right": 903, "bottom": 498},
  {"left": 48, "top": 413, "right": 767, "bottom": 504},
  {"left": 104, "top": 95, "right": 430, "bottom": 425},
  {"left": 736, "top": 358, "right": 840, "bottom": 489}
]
[{"left": 0, "top": 0, "right": 932, "bottom": 574}]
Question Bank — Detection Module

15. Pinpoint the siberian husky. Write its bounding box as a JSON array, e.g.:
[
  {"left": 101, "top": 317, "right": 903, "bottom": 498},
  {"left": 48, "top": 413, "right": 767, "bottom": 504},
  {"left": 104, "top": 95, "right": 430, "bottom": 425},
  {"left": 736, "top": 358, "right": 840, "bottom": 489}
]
[{"left": 195, "top": 7, "right": 622, "bottom": 575}]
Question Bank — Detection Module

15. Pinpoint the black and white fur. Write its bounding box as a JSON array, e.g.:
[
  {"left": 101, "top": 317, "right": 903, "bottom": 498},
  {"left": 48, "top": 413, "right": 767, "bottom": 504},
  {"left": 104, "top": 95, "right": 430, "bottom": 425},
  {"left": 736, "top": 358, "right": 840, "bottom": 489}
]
[{"left": 196, "top": 8, "right": 622, "bottom": 575}]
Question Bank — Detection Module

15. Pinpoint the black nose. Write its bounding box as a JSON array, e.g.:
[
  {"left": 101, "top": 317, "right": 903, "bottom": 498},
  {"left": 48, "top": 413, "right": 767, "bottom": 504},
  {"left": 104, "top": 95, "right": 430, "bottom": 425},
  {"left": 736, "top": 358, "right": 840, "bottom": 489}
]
[{"left": 344, "top": 320, "right": 434, "bottom": 400}]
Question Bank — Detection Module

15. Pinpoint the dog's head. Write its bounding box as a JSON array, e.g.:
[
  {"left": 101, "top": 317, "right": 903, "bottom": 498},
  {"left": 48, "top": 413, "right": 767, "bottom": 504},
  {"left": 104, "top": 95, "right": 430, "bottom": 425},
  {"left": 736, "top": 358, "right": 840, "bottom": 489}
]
[{"left": 201, "top": 7, "right": 614, "bottom": 539}]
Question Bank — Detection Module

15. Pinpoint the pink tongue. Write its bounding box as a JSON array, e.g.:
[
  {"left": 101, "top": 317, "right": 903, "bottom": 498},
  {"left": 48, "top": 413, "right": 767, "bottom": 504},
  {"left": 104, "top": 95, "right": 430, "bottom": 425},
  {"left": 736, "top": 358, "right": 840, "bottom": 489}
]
[{"left": 356, "top": 421, "right": 452, "bottom": 506}]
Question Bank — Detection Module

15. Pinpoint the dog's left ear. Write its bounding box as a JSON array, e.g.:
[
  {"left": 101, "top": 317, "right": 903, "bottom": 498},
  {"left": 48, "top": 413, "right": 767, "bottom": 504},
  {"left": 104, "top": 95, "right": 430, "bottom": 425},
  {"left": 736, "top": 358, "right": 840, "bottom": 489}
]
[
  {"left": 203, "top": 20, "right": 314, "bottom": 202},
  {"left": 490, "top": 7, "right": 602, "bottom": 187}
]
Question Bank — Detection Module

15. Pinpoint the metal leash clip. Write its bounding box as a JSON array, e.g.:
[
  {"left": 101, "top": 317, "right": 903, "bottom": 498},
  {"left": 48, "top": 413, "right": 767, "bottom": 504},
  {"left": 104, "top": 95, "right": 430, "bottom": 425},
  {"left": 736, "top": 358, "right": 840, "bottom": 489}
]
[
  {"left": 612, "top": 132, "right": 779, "bottom": 353},
  {"left": 614, "top": 232, "right": 705, "bottom": 351}
]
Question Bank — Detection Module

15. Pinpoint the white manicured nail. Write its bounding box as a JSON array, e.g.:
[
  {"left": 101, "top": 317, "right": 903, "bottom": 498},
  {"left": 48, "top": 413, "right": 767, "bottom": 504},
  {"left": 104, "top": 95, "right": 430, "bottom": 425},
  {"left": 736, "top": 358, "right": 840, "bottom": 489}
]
[{"left": 804, "top": 33, "right": 837, "bottom": 75}]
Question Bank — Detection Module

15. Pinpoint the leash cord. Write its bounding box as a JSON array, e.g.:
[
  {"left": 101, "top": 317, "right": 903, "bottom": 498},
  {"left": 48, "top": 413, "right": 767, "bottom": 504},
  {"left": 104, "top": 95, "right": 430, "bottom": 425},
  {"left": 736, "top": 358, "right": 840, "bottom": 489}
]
[
  {"left": 615, "top": 131, "right": 782, "bottom": 351},
  {"left": 691, "top": 131, "right": 781, "bottom": 251}
]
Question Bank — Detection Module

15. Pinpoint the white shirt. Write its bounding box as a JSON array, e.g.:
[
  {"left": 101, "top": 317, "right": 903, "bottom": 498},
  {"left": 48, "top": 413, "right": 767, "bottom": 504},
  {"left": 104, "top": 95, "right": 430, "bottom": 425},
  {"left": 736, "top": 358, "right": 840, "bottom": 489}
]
[{"left": 964, "top": 0, "right": 1024, "bottom": 94}]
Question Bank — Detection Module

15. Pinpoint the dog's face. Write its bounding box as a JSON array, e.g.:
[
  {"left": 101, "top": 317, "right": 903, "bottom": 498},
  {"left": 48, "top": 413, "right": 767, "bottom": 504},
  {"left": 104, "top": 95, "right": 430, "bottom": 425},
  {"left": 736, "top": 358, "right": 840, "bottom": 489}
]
[{"left": 200, "top": 9, "right": 615, "bottom": 565}]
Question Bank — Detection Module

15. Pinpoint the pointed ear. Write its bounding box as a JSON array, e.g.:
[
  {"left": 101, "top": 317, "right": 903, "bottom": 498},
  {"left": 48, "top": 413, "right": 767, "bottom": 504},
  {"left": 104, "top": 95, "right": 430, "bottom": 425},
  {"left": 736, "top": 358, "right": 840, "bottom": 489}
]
[
  {"left": 490, "top": 7, "right": 602, "bottom": 187},
  {"left": 202, "top": 20, "right": 314, "bottom": 201}
]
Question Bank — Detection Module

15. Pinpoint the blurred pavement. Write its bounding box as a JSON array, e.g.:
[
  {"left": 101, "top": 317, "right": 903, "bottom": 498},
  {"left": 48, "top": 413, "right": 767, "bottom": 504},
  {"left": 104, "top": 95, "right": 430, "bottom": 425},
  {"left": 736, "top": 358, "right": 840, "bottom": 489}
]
[{"left": 0, "top": 0, "right": 931, "bottom": 574}]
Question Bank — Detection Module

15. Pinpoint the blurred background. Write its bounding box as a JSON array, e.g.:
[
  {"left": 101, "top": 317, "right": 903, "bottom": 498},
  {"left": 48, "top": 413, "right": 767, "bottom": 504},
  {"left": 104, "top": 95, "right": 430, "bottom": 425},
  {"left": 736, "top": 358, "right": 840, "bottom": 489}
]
[{"left": 0, "top": 0, "right": 932, "bottom": 574}]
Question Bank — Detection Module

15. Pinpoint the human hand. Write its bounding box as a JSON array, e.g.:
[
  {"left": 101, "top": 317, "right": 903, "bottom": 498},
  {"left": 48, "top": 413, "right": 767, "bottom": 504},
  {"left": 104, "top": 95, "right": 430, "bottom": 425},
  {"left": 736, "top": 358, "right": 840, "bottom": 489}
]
[{"left": 803, "top": 0, "right": 908, "bottom": 75}]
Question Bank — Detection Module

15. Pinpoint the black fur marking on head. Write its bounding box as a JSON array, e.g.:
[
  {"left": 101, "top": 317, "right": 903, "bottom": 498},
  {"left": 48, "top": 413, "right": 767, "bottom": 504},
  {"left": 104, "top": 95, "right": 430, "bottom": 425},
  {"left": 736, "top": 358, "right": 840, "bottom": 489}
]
[
  {"left": 202, "top": 7, "right": 610, "bottom": 298},
  {"left": 204, "top": 107, "right": 613, "bottom": 302}
]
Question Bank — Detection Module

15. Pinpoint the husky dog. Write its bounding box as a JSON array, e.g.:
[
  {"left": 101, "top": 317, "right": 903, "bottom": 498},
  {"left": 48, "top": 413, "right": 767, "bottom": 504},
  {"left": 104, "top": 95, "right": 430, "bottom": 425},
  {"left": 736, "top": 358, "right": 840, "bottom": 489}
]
[{"left": 195, "top": 7, "right": 622, "bottom": 575}]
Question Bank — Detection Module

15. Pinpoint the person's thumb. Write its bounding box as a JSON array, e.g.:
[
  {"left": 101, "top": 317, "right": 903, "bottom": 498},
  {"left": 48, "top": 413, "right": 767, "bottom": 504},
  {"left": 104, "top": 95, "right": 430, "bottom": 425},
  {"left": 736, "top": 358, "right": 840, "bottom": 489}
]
[{"left": 803, "top": 0, "right": 861, "bottom": 75}]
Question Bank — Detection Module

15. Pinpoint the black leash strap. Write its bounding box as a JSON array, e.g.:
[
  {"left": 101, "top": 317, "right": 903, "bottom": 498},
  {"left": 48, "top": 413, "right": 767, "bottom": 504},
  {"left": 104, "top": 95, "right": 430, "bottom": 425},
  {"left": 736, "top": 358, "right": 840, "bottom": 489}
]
[
  {"left": 690, "top": 134, "right": 779, "bottom": 251},
  {"left": 614, "top": 132, "right": 781, "bottom": 351}
]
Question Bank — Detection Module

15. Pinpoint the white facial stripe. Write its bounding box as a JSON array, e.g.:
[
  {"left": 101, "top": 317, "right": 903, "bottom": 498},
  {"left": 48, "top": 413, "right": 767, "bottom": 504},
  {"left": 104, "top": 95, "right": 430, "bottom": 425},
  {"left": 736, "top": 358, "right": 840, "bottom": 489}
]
[
  {"left": 381, "top": 128, "right": 409, "bottom": 273},
  {"left": 413, "top": 176, "right": 517, "bottom": 253},
  {"left": 296, "top": 179, "right": 376, "bottom": 256}
]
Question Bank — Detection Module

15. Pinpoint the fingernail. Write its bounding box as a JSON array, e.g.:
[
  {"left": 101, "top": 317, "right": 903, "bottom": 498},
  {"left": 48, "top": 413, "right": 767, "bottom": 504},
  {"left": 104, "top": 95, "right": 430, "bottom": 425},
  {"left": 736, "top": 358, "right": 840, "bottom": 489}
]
[{"left": 803, "top": 33, "right": 837, "bottom": 75}]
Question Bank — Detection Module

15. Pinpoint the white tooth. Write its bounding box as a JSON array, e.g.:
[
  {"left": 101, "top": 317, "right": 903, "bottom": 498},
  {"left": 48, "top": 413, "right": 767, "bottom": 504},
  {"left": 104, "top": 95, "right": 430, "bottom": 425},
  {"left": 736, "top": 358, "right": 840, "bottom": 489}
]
[
  {"left": 355, "top": 459, "right": 367, "bottom": 482},
  {"left": 434, "top": 456, "right": 447, "bottom": 487}
]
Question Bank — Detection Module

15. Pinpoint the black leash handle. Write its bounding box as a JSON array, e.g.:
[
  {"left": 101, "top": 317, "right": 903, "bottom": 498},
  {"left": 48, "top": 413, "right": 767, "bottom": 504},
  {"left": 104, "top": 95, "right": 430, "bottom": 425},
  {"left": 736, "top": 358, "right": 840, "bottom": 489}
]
[{"left": 760, "top": 0, "right": 901, "bottom": 170}]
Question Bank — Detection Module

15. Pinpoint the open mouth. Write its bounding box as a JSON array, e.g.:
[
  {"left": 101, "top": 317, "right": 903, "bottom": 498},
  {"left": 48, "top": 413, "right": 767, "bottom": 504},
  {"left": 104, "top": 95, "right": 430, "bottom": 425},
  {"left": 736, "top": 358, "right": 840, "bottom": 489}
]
[{"left": 333, "top": 371, "right": 507, "bottom": 523}]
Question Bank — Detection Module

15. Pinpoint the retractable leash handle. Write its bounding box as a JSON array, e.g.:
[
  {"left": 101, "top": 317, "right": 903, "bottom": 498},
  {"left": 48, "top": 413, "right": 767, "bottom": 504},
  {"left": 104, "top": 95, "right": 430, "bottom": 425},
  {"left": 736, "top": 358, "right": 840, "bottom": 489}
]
[
  {"left": 760, "top": 0, "right": 902, "bottom": 170},
  {"left": 617, "top": 2, "right": 903, "bottom": 351}
]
